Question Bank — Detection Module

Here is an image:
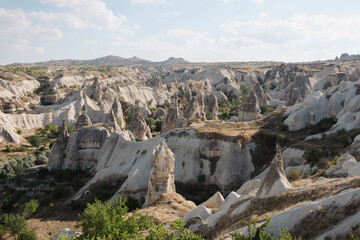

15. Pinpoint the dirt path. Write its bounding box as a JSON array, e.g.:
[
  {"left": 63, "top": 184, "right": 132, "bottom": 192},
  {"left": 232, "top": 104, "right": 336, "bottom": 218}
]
[{"left": 28, "top": 218, "right": 80, "bottom": 240}]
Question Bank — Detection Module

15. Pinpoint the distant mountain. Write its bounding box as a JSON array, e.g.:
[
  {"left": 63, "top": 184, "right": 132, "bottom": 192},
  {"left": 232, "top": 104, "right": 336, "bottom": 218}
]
[
  {"left": 9, "top": 55, "right": 190, "bottom": 66},
  {"left": 157, "top": 57, "right": 190, "bottom": 65}
]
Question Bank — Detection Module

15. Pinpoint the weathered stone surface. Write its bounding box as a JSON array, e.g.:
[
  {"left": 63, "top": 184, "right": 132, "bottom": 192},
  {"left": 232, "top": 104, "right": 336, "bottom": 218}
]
[
  {"left": 342, "top": 160, "right": 359, "bottom": 172},
  {"left": 183, "top": 205, "right": 212, "bottom": 226},
  {"left": 348, "top": 165, "right": 360, "bottom": 177},
  {"left": 47, "top": 120, "right": 69, "bottom": 169},
  {"left": 238, "top": 90, "right": 260, "bottom": 122},
  {"left": 107, "top": 110, "right": 121, "bottom": 133},
  {"left": 219, "top": 191, "right": 240, "bottom": 211},
  {"left": 282, "top": 148, "right": 305, "bottom": 168},
  {"left": 236, "top": 179, "right": 262, "bottom": 195},
  {"left": 111, "top": 97, "right": 125, "bottom": 129},
  {"left": 200, "top": 191, "right": 224, "bottom": 209},
  {"left": 256, "top": 145, "right": 291, "bottom": 198},
  {"left": 337, "top": 154, "right": 357, "bottom": 166},
  {"left": 152, "top": 76, "right": 163, "bottom": 89},
  {"left": 127, "top": 101, "right": 152, "bottom": 140},
  {"left": 74, "top": 104, "right": 92, "bottom": 131},
  {"left": 253, "top": 82, "right": 267, "bottom": 106},
  {"left": 153, "top": 107, "right": 166, "bottom": 119},
  {"left": 49, "top": 126, "right": 109, "bottom": 171},
  {"left": 162, "top": 96, "right": 180, "bottom": 132},
  {"left": 143, "top": 140, "right": 176, "bottom": 207}
]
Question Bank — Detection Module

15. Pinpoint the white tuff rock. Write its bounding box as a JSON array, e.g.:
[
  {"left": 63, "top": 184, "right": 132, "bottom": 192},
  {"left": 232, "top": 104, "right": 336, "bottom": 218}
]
[{"left": 143, "top": 140, "right": 176, "bottom": 207}]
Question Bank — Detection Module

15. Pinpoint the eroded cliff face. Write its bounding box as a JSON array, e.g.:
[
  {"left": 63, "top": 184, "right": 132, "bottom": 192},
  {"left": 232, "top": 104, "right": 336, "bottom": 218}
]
[
  {"left": 48, "top": 126, "right": 110, "bottom": 171},
  {"left": 164, "top": 129, "right": 254, "bottom": 192},
  {"left": 70, "top": 128, "right": 254, "bottom": 202}
]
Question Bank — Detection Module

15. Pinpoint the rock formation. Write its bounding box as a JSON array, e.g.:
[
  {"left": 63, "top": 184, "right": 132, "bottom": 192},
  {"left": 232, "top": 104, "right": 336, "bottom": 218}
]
[
  {"left": 253, "top": 82, "right": 267, "bottom": 106},
  {"left": 184, "top": 96, "right": 206, "bottom": 123},
  {"left": 107, "top": 110, "right": 121, "bottom": 133},
  {"left": 162, "top": 96, "right": 180, "bottom": 132},
  {"left": 47, "top": 120, "right": 69, "bottom": 169},
  {"left": 111, "top": 97, "right": 125, "bottom": 129},
  {"left": 200, "top": 191, "right": 224, "bottom": 209},
  {"left": 143, "top": 140, "right": 176, "bottom": 207},
  {"left": 256, "top": 145, "right": 291, "bottom": 198},
  {"left": 284, "top": 72, "right": 312, "bottom": 106},
  {"left": 74, "top": 105, "right": 92, "bottom": 130},
  {"left": 152, "top": 76, "right": 163, "bottom": 89},
  {"left": 205, "top": 94, "right": 219, "bottom": 120},
  {"left": 127, "top": 101, "right": 152, "bottom": 140},
  {"left": 238, "top": 90, "right": 261, "bottom": 122},
  {"left": 152, "top": 107, "right": 166, "bottom": 119},
  {"left": 49, "top": 126, "right": 109, "bottom": 171}
]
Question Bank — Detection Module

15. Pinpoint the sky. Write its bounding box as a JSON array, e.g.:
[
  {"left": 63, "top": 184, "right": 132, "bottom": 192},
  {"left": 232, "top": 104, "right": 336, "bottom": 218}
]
[{"left": 1, "top": 0, "right": 360, "bottom": 64}]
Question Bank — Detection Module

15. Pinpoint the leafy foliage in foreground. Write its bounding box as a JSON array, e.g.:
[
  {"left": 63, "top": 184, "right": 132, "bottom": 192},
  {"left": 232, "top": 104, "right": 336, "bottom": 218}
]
[
  {"left": 78, "top": 198, "right": 153, "bottom": 239},
  {"left": 0, "top": 213, "right": 37, "bottom": 240},
  {"left": 146, "top": 219, "right": 203, "bottom": 240},
  {"left": 76, "top": 198, "right": 203, "bottom": 240}
]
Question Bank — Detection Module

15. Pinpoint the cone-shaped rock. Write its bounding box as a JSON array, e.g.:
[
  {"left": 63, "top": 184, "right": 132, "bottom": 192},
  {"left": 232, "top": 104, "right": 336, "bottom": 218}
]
[
  {"left": 256, "top": 145, "right": 291, "bottom": 198},
  {"left": 238, "top": 89, "right": 260, "bottom": 122},
  {"left": 143, "top": 140, "right": 176, "bottom": 207}
]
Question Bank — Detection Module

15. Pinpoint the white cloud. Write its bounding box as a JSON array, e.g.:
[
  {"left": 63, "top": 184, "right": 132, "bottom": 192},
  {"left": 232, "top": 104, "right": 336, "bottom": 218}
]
[
  {"left": 34, "top": 0, "right": 129, "bottom": 31},
  {"left": 252, "top": 0, "right": 264, "bottom": 3},
  {"left": 130, "top": 0, "right": 168, "bottom": 4},
  {"left": 218, "top": 14, "right": 360, "bottom": 61},
  {"left": 0, "top": 8, "right": 62, "bottom": 58}
]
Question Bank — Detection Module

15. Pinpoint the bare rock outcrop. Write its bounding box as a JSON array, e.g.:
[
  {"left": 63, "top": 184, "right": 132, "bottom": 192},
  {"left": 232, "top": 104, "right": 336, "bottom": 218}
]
[
  {"left": 49, "top": 126, "right": 110, "bottom": 171},
  {"left": 238, "top": 90, "right": 260, "bottom": 122},
  {"left": 47, "top": 120, "right": 70, "bottom": 169},
  {"left": 152, "top": 107, "right": 166, "bottom": 119},
  {"left": 256, "top": 145, "right": 291, "bottom": 198},
  {"left": 143, "top": 140, "right": 176, "bottom": 207},
  {"left": 111, "top": 97, "right": 125, "bottom": 129},
  {"left": 284, "top": 72, "right": 313, "bottom": 106},
  {"left": 205, "top": 94, "right": 219, "bottom": 120},
  {"left": 127, "top": 101, "right": 152, "bottom": 140},
  {"left": 74, "top": 105, "right": 92, "bottom": 131},
  {"left": 162, "top": 96, "right": 180, "bottom": 132},
  {"left": 152, "top": 76, "right": 163, "bottom": 89},
  {"left": 253, "top": 82, "right": 267, "bottom": 106}
]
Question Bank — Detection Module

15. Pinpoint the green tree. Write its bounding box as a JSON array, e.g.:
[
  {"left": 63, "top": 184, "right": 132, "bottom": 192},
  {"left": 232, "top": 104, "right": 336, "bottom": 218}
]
[
  {"left": 78, "top": 198, "right": 153, "bottom": 239},
  {"left": 22, "top": 199, "right": 39, "bottom": 219},
  {"left": 28, "top": 135, "right": 42, "bottom": 149}
]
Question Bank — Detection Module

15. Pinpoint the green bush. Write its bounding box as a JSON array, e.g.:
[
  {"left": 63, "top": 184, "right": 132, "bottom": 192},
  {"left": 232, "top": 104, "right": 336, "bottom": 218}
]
[
  {"left": 78, "top": 198, "right": 153, "bottom": 239},
  {"left": 303, "top": 148, "right": 323, "bottom": 166},
  {"left": 66, "top": 125, "right": 73, "bottom": 133},
  {"left": 0, "top": 214, "right": 34, "bottom": 239},
  {"left": 17, "top": 129, "right": 22, "bottom": 135},
  {"left": 286, "top": 170, "right": 301, "bottom": 182},
  {"left": 22, "top": 199, "right": 39, "bottom": 218},
  {"left": 146, "top": 219, "right": 203, "bottom": 240},
  {"left": 45, "top": 123, "right": 52, "bottom": 131},
  {"left": 28, "top": 135, "right": 42, "bottom": 149},
  {"left": 310, "top": 117, "right": 337, "bottom": 134},
  {"left": 231, "top": 219, "right": 301, "bottom": 240},
  {"left": 260, "top": 105, "right": 275, "bottom": 115},
  {"left": 277, "top": 134, "right": 289, "bottom": 147},
  {"left": 17, "top": 230, "right": 37, "bottom": 240}
]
